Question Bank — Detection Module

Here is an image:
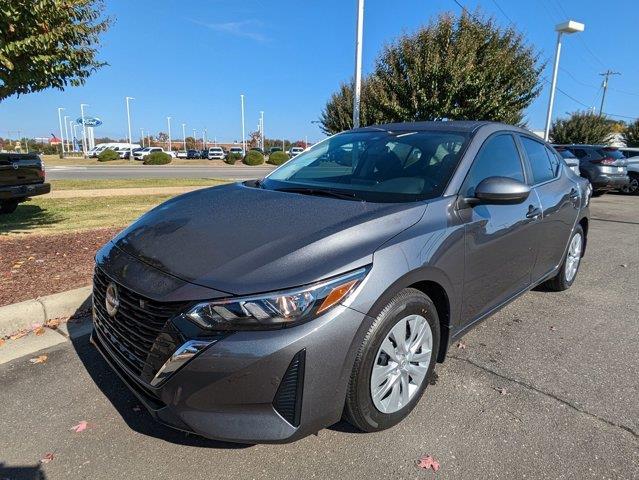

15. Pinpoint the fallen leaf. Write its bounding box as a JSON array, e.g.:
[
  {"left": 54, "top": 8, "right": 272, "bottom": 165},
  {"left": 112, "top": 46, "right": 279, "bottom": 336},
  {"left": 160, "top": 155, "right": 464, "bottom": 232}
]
[
  {"left": 9, "top": 330, "right": 28, "bottom": 341},
  {"left": 620, "top": 264, "right": 628, "bottom": 268},
  {"left": 457, "top": 341, "right": 467, "bottom": 350},
  {"left": 40, "top": 452, "right": 55, "bottom": 464},
  {"left": 40, "top": 452, "right": 54, "bottom": 463},
  {"left": 33, "top": 326, "right": 45, "bottom": 336},
  {"left": 29, "top": 355, "right": 48, "bottom": 364},
  {"left": 72, "top": 421, "right": 88, "bottom": 433},
  {"left": 45, "top": 318, "right": 62, "bottom": 330},
  {"left": 0, "top": 338, "right": 5, "bottom": 347},
  {"left": 494, "top": 387, "right": 508, "bottom": 396},
  {"left": 416, "top": 454, "right": 440, "bottom": 472},
  {"left": 549, "top": 326, "right": 557, "bottom": 332}
]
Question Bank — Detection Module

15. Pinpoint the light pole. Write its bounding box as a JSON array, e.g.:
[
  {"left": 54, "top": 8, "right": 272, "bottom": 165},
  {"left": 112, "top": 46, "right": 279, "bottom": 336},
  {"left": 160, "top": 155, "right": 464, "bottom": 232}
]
[
  {"left": 57, "top": 108, "right": 65, "bottom": 156},
  {"left": 352, "top": 0, "right": 365, "bottom": 129},
  {"left": 167, "top": 116, "right": 172, "bottom": 152},
  {"left": 80, "top": 103, "right": 89, "bottom": 156},
  {"left": 125, "top": 96, "right": 134, "bottom": 161},
  {"left": 240, "top": 94, "right": 246, "bottom": 154},
  {"left": 182, "top": 123, "right": 186, "bottom": 151},
  {"left": 204, "top": 128, "right": 208, "bottom": 150},
  {"left": 63, "top": 115, "right": 70, "bottom": 153},
  {"left": 260, "top": 111, "right": 264, "bottom": 151},
  {"left": 141, "top": 128, "right": 145, "bottom": 148},
  {"left": 193, "top": 129, "right": 197, "bottom": 150},
  {"left": 72, "top": 123, "right": 79, "bottom": 152},
  {"left": 544, "top": 20, "right": 585, "bottom": 141}
]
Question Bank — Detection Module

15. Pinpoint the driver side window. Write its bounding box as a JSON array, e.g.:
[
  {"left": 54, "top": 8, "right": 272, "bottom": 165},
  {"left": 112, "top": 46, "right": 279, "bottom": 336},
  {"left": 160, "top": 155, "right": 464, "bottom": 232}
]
[{"left": 461, "top": 134, "right": 525, "bottom": 197}]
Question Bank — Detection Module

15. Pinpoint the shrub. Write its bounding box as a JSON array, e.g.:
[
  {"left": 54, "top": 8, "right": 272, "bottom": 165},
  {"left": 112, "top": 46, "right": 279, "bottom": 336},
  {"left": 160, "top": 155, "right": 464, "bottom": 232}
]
[
  {"left": 622, "top": 119, "right": 639, "bottom": 147},
  {"left": 225, "top": 152, "right": 242, "bottom": 165},
  {"left": 243, "top": 150, "right": 264, "bottom": 165},
  {"left": 143, "top": 151, "right": 171, "bottom": 165},
  {"left": 550, "top": 111, "right": 613, "bottom": 145},
  {"left": 98, "top": 149, "right": 119, "bottom": 162},
  {"left": 268, "top": 151, "right": 289, "bottom": 165}
]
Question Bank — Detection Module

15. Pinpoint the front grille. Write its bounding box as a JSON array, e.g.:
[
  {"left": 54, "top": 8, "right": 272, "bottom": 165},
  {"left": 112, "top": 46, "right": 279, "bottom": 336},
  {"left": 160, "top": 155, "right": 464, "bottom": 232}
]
[
  {"left": 93, "top": 267, "right": 189, "bottom": 378},
  {"left": 273, "top": 349, "right": 305, "bottom": 427}
]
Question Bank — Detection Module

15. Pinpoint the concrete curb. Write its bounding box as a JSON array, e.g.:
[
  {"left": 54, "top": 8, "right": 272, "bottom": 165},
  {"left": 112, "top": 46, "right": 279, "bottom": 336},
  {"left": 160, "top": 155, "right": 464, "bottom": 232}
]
[{"left": 0, "top": 286, "right": 92, "bottom": 336}]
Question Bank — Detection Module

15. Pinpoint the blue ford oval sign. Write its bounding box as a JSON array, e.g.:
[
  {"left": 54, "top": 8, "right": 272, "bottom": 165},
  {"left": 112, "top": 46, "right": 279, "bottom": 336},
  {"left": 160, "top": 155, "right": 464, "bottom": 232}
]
[{"left": 76, "top": 116, "right": 103, "bottom": 127}]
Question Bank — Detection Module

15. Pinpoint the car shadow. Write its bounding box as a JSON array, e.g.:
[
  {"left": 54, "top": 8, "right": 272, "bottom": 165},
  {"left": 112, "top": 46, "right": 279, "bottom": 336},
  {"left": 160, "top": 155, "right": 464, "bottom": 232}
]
[
  {"left": 0, "top": 463, "right": 46, "bottom": 480},
  {"left": 66, "top": 309, "right": 251, "bottom": 450},
  {"left": 0, "top": 203, "right": 62, "bottom": 235}
]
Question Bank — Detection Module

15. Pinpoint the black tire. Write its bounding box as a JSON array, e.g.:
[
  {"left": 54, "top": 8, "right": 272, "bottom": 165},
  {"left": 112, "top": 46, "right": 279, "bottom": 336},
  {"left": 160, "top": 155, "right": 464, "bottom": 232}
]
[
  {"left": 621, "top": 173, "right": 639, "bottom": 195},
  {"left": 591, "top": 189, "right": 605, "bottom": 197},
  {"left": 344, "top": 288, "right": 440, "bottom": 432},
  {"left": 543, "top": 225, "right": 584, "bottom": 292},
  {"left": 0, "top": 199, "right": 19, "bottom": 214}
]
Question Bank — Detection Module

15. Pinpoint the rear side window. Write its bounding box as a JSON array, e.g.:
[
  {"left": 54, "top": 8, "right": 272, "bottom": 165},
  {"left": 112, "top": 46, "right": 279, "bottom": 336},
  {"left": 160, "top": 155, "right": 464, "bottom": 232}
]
[
  {"left": 461, "top": 134, "right": 524, "bottom": 197},
  {"left": 520, "top": 137, "right": 558, "bottom": 184},
  {"left": 596, "top": 148, "right": 625, "bottom": 160}
]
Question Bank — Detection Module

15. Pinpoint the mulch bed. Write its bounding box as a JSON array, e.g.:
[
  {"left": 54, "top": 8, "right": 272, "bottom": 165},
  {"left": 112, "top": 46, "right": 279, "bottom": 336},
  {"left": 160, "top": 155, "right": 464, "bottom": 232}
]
[{"left": 0, "top": 227, "right": 122, "bottom": 307}]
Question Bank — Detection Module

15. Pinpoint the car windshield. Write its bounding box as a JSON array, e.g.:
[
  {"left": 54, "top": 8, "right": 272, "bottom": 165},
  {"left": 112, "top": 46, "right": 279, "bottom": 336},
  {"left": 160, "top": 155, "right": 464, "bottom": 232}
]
[{"left": 263, "top": 130, "right": 469, "bottom": 202}]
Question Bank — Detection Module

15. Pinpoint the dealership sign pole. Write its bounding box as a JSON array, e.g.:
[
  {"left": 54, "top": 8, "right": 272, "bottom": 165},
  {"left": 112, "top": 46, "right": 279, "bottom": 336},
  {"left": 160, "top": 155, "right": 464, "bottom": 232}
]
[{"left": 57, "top": 107, "right": 66, "bottom": 156}]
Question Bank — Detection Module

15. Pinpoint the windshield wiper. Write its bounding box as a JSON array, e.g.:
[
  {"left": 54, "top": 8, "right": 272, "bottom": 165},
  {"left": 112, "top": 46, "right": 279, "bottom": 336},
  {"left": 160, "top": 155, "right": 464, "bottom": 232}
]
[{"left": 275, "top": 187, "right": 364, "bottom": 201}]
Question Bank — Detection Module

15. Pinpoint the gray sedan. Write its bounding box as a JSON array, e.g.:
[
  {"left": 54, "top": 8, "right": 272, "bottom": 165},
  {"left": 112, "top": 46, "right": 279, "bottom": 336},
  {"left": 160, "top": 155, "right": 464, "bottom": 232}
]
[{"left": 91, "top": 121, "right": 590, "bottom": 443}]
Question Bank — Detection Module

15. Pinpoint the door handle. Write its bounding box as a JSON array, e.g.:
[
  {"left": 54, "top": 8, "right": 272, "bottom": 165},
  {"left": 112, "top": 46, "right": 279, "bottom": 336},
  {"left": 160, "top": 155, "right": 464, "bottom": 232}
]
[
  {"left": 569, "top": 188, "right": 579, "bottom": 199},
  {"left": 526, "top": 205, "right": 542, "bottom": 219}
]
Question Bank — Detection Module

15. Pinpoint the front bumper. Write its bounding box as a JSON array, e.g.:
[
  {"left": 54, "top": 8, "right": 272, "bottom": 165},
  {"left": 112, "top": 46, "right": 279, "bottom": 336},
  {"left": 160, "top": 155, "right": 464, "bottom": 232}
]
[
  {"left": 92, "top": 304, "right": 367, "bottom": 443},
  {"left": 0, "top": 182, "right": 50, "bottom": 200}
]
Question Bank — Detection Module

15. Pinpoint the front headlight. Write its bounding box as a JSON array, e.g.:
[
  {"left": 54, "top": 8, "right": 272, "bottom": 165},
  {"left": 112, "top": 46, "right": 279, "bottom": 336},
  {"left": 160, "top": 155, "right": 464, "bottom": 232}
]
[{"left": 186, "top": 267, "right": 369, "bottom": 331}]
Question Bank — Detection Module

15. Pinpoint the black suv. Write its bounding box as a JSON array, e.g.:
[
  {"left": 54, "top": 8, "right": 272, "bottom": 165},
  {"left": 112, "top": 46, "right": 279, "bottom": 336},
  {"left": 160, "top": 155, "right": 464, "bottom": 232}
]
[
  {"left": 553, "top": 145, "right": 629, "bottom": 196},
  {"left": 0, "top": 153, "right": 51, "bottom": 214}
]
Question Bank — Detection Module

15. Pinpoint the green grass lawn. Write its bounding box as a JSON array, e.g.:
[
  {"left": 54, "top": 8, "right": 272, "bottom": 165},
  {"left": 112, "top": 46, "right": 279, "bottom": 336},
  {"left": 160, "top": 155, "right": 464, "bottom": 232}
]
[
  {"left": 1, "top": 195, "right": 174, "bottom": 235},
  {"left": 50, "top": 178, "right": 229, "bottom": 190}
]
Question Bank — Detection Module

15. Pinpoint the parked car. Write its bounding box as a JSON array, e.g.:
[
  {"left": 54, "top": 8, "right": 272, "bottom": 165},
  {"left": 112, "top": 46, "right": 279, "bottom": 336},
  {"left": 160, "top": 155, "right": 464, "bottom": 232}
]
[
  {"left": 228, "top": 147, "right": 244, "bottom": 157},
  {"left": 250, "top": 147, "right": 264, "bottom": 154},
  {"left": 269, "top": 147, "right": 283, "bottom": 154},
  {"left": 186, "top": 149, "right": 200, "bottom": 159},
  {"left": 176, "top": 150, "right": 188, "bottom": 159},
  {"left": 620, "top": 155, "right": 639, "bottom": 195},
  {"left": 0, "top": 153, "right": 51, "bottom": 214},
  {"left": 92, "top": 121, "right": 590, "bottom": 444},
  {"left": 207, "top": 147, "right": 226, "bottom": 160},
  {"left": 555, "top": 147, "right": 580, "bottom": 175},
  {"left": 119, "top": 147, "right": 144, "bottom": 159},
  {"left": 133, "top": 147, "right": 170, "bottom": 161},
  {"left": 553, "top": 144, "right": 629, "bottom": 196},
  {"left": 289, "top": 146, "right": 305, "bottom": 158}
]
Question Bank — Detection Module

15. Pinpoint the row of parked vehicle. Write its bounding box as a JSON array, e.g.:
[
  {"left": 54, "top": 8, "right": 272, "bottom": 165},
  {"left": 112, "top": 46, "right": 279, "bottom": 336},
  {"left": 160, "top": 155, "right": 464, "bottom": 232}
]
[
  {"left": 553, "top": 144, "right": 638, "bottom": 196},
  {"left": 87, "top": 143, "right": 308, "bottom": 162}
]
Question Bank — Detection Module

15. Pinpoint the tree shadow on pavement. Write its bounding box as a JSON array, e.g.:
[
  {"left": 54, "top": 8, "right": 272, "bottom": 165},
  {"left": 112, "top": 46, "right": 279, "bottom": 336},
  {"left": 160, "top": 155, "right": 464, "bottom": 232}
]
[
  {"left": 0, "top": 204, "right": 62, "bottom": 235},
  {"left": 67, "top": 312, "right": 251, "bottom": 450}
]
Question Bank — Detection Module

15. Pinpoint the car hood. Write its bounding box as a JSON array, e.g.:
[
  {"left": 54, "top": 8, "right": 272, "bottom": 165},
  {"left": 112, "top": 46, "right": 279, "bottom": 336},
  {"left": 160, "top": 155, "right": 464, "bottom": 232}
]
[{"left": 111, "top": 182, "right": 426, "bottom": 295}]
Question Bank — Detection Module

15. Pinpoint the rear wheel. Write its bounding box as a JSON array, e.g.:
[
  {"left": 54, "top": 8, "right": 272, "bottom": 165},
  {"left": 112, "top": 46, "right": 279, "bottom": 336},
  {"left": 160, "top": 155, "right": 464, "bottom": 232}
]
[
  {"left": 621, "top": 173, "right": 639, "bottom": 195},
  {"left": 543, "top": 225, "right": 584, "bottom": 291},
  {"left": 0, "top": 200, "right": 19, "bottom": 214},
  {"left": 344, "top": 288, "right": 440, "bottom": 432}
]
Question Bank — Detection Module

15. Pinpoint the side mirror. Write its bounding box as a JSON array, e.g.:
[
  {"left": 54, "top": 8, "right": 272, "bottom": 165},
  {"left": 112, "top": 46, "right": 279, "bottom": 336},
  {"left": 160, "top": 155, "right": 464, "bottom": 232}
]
[{"left": 472, "top": 176, "right": 531, "bottom": 205}]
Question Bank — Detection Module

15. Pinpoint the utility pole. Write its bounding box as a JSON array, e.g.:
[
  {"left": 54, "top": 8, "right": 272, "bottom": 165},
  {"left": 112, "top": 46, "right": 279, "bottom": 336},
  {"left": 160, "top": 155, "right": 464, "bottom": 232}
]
[
  {"left": 80, "top": 104, "right": 89, "bottom": 156},
  {"left": 352, "top": 0, "right": 365, "bottom": 129},
  {"left": 599, "top": 70, "right": 621, "bottom": 115}
]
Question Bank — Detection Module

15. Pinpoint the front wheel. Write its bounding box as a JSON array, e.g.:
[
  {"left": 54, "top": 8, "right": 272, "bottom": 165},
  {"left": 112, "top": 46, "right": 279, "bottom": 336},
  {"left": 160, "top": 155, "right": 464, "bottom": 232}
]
[
  {"left": 344, "top": 288, "right": 440, "bottom": 432},
  {"left": 543, "top": 225, "right": 584, "bottom": 291}
]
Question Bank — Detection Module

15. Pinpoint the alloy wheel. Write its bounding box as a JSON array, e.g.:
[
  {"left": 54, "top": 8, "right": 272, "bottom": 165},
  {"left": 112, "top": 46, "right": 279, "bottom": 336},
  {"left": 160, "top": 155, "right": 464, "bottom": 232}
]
[
  {"left": 370, "top": 314, "right": 433, "bottom": 414},
  {"left": 565, "top": 232, "right": 583, "bottom": 282}
]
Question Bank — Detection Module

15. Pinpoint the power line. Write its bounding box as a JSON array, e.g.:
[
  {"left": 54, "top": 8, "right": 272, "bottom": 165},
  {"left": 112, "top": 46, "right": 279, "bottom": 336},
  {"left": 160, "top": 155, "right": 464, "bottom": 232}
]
[{"left": 489, "top": 0, "right": 516, "bottom": 26}]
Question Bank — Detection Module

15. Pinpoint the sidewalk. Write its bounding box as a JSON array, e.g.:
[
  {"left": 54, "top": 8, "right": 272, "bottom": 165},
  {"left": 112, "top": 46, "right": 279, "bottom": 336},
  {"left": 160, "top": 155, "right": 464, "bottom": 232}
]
[{"left": 44, "top": 185, "right": 209, "bottom": 198}]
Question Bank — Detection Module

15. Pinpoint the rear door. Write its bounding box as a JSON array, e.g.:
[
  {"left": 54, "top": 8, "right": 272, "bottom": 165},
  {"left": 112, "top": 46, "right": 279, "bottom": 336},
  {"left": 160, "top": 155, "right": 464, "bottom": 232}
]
[
  {"left": 518, "top": 136, "right": 579, "bottom": 281},
  {"left": 0, "top": 153, "right": 43, "bottom": 187},
  {"left": 459, "top": 133, "right": 541, "bottom": 326}
]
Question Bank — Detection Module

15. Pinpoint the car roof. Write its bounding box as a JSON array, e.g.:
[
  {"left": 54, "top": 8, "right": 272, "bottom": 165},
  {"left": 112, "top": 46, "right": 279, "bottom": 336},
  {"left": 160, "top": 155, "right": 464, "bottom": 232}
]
[
  {"left": 553, "top": 144, "right": 613, "bottom": 148},
  {"left": 354, "top": 120, "right": 501, "bottom": 134}
]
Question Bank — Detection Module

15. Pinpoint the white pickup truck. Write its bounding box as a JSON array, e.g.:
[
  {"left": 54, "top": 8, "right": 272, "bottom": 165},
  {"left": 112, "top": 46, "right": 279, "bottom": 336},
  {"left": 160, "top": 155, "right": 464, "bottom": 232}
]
[{"left": 132, "top": 147, "right": 175, "bottom": 161}]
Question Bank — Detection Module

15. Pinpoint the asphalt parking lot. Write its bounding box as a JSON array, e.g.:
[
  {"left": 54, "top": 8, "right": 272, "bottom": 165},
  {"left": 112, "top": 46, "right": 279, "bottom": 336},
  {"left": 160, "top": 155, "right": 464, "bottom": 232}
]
[{"left": 0, "top": 194, "right": 637, "bottom": 480}]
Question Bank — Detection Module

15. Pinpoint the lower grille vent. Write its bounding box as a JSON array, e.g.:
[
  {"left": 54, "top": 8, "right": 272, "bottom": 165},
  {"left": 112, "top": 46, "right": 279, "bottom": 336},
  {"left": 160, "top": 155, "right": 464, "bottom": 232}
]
[{"left": 273, "top": 349, "right": 305, "bottom": 427}]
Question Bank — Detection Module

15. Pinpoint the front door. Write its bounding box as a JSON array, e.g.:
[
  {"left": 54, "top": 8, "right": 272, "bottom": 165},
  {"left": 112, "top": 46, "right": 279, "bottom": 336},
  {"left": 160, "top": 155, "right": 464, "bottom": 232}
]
[{"left": 458, "top": 133, "right": 541, "bottom": 327}]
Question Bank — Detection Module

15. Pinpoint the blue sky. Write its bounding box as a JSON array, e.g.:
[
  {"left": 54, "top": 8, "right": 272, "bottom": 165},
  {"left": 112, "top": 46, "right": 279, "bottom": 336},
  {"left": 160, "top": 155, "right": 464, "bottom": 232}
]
[{"left": 1, "top": 0, "right": 638, "bottom": 143}]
